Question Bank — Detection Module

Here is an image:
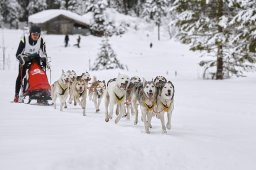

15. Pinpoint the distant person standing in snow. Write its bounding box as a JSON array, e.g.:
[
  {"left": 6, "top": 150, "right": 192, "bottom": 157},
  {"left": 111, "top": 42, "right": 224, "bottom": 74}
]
[
  {"left": 74, "top": 35, "right": 81, "bottom": 48},
  {"left": 77, "top": 35, "right": 81, "bottom": 48},
  {"left": 150, "top": 42, "right": 153, "bottom": 48},
  {"left": 64, "top": 34, "right": 69, "bottom": 47},
  {"left": 14, "top": 25, "right": 48, "bottom": 103}
]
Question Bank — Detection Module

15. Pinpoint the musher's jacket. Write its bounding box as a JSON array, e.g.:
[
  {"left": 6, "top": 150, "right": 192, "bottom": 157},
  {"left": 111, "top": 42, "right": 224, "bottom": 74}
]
[{"left": 16, "top": 35, "right": 47, "bottom": 59}]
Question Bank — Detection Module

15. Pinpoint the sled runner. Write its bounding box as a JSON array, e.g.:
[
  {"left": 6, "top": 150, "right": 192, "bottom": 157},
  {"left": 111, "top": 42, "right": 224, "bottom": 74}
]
[{"left": 21, "top": 54, "right": 52, "bottom": 105}]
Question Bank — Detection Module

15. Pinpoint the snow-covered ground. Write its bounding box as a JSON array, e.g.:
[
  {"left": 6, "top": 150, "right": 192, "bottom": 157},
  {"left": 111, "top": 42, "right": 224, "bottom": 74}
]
[{"left": 0, "top": 28, "right": 256, "bottom": 170}]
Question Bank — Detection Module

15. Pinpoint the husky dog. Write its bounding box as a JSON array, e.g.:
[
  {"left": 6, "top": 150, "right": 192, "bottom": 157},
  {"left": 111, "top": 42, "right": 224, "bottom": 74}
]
[
  {"left": 72, "top": 76, "right": 88, "bottom": 116},
  {"left": 67, "top": 70, "right": 77, "bottom": 82},
  {"left": 124, "top": 76, "right": 142, "bottom": 120},
  {"left": 88, "top": 77, "right": 106, "bottom": 112},
  {"left": 69, "top": 72, "right": 90, "bottom": 104},
  {"left": 156, "top": 81, "right": 175, "bottom": 133},
  {"left": 51, "top": 70, "right": 70, "bottom": 111},
  {"left": 137, "top": 80, "right": 157, "bottom": 134},
  {"left": 79, "top": 72, "right": 91, "bottom": 82},
  {"left": 105, "top": 73, "right": 130, "bottom": 123},
  {"left": 67, "top": 70, "right": 77, "bottom": 104},
  {"left": 153, "top": 76, "right": 167, "bottom": 96}
]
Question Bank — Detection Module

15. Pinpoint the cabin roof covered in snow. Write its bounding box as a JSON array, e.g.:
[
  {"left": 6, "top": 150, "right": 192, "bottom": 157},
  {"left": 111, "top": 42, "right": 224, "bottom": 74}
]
[{"left": 28, "top": 9, "right": 90, "bottom": 25}]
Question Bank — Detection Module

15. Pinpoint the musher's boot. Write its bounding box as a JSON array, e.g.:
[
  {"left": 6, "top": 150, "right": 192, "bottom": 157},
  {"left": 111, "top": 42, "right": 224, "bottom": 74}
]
[{"left": 13, "top": 95, "right": 19, "bottom": 103}]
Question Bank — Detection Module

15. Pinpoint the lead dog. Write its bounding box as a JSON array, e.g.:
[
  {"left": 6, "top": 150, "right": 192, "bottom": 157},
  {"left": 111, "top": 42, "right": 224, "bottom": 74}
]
[
  {"left": 105, "top": 73, "right": 130, "bottom": 123},
  {"left": 156, "top": 81, "right": 175, "bottom": 133},
  {"left": 136, "top": 80, "right": 157, "bottom": 133},
  {"left": 51, "top": 70, "right": 70, "bottom": 111},
  {"left": 88, "top": 77, "right": 106, "bottom": 112}
]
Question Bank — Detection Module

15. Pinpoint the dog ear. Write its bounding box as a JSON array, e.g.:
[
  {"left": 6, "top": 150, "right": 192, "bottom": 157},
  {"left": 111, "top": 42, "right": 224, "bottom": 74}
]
[
  {"left": 142, "top": 78, "right": 146, "bottom": 87},
  {"left": 163, "top": 77, "right": 167, "bottom": 82},
  {"left": 153, "top": 76, "right": 157, "bottom": 83},
  {"left": 62, "top": 69, "right": 65, "bottom": 74}
]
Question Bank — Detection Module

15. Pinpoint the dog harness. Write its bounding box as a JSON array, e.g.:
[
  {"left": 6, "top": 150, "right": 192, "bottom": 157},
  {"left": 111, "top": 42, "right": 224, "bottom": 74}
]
[
  {"left": 57, "top": 81, "right": 68, "bottom": 95},
  {"left": 144, "top": 102, "right": 155, "bottom": 112},
  {"left": 161, "top": 101, "right": 171, "bottom": 112},
  {"left": 114, "top": 93, "right": 125, "bottom": 104}
]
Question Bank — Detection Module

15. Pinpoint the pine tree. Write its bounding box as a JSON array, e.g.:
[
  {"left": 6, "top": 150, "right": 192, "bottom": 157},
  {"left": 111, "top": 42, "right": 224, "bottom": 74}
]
[
  {"left": 228, "top": 0, "right": 256, "bottom": 75},
  {"left": 27, "top": 0, "right": 47, "bottom": 16},
  {"left": 143, "top": 0, "right": 170, "bottom": 40},
  {"left": 90, "top": 0, "right": 108, "bottom": 36},
  {"left": 76, "top": 0, "right": 88, "bottom": 15},
  {"left": 92, "top": 37, "right": 125, "bottom": 71},
  {"left": 172, "top": 0, "right": 255, "bottom": 79},
  {"left": 46, "top": 0, "right": 61, "bottom": 9},
  {"left": 59, "top": 0, "right": 78, "bottom": 12},
  {"left": 0, "top": 0, "right": 21, "bottom": 28},
  {"left": 17, "top": 0, "right": 29, "bottom": 22}
]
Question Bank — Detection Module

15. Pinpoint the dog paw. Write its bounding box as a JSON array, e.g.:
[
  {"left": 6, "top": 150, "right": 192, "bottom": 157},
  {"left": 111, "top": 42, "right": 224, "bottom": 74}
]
[
  {"left": 145, "top": 130, "right": 150, "bottom": 134},
  {"left": 134, "top": 121, "right": 138, "bottom": 125},
  {"left": 162, "top": 130, "right": 167, "bottom": 134},
  {"left": 105, "top": 117, "right": 109, "bottom": 122},
  {"left": 166, "top": 123, "right": 171, "bottom": 130},
  {"left": 96, "top": 109, "right": 100, "bottom": 112}
]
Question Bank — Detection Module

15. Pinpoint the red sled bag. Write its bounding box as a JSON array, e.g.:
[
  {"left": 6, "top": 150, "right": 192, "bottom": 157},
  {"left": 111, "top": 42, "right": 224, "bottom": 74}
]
[
  {"left": 22, "top": 62, "right": 51, "bottom": 102},
  {"left": 27, "top": 63, "right": 51, "bottom": 92}
]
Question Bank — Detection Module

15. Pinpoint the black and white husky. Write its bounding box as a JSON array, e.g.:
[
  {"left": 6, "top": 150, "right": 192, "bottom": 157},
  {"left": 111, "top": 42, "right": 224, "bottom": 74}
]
[
  {"left": 156, "top": 81, "right": 175, "bottom": 133},
  {"left": 104, "top": 73, "right": 130, "bottom": 123}
]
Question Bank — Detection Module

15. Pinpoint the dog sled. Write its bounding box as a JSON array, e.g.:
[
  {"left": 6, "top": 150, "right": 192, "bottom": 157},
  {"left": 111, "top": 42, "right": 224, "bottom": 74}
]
[{"left": 21, "top": 54, "right": 52, "bottom": 105}]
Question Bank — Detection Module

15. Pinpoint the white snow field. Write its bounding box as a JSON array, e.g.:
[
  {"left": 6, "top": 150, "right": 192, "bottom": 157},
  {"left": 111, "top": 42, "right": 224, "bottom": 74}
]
[{"left": 0, "top": 28, "right": 256, "bottom": 170}]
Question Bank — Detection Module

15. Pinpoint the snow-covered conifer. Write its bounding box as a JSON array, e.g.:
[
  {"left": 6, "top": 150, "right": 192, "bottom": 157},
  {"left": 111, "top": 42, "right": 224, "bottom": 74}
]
[
  {"left": 59, "top": 0, "right": 78, "bottom": 12},
  {"left": 91, "top": 37, "right": 125, "bottom": 71},
  {"left": 172, "top": 0, "right": 255, "bottom": 79},
  {"left": 143, "top": 0, "right": 170, "bottom": 40},
  {"left": 27, "top": 0, "right": 47, "bottom": 15},
  {"left": 0, "top": 0, "right": 21, "bottom": 28}
]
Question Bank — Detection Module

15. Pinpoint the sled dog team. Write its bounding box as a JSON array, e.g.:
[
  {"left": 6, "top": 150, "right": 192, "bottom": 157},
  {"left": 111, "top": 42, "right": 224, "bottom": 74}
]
[{"left": 51, "top": 70, "right": 175, "bottom": 134}]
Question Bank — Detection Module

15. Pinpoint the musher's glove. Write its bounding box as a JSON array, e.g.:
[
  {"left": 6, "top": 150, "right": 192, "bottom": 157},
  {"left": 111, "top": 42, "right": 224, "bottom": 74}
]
[
  {"left": 17, "top": 54, "right": 29, "bottom": 65},
  {"left": 46, "top": 61, "right": 51, "bottom": 69}
]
